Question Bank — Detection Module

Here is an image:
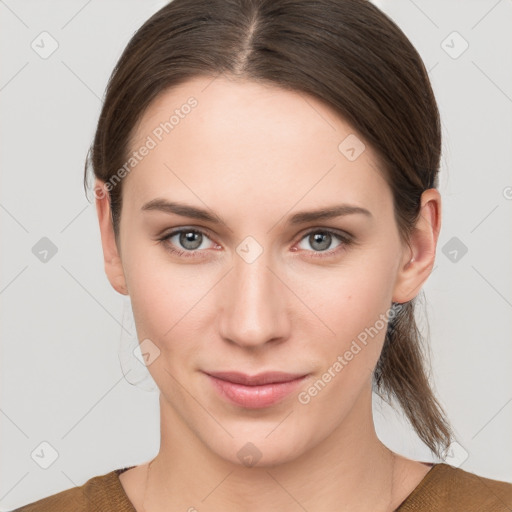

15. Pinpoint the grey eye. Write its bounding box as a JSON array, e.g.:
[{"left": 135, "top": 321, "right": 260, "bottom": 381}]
[{"left": 298, "top": 231, "right": 342, "bottom": 252}]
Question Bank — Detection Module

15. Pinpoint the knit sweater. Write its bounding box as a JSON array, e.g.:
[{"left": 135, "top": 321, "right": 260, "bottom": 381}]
[{"left": 11, "top": 462, "right": 512, "bottom": 511}]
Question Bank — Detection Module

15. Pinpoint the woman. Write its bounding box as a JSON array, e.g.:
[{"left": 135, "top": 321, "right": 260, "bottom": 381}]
[{"left": 14, "top": 0, "right": 512, "bottom": 510}]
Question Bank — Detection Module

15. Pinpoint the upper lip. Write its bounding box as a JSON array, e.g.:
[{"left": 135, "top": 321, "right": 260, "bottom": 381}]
[{"left": 204, "top": 371, "right": 308, "bottom": 386}]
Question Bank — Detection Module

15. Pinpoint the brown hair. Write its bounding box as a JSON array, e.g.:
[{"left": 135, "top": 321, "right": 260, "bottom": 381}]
[{"left": 84, "top": 0, "right": 452, "bottom": 456}]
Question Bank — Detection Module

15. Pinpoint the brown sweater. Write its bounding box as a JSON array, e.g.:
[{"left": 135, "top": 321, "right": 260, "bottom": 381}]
[{"left": 11, "top": 462, "right": 512, "bottom": 511}]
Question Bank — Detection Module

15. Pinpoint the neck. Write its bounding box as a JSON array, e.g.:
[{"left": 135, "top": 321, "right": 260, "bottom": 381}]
[{"left": 141, "top": 386, "right": 400, "bottom": 512}]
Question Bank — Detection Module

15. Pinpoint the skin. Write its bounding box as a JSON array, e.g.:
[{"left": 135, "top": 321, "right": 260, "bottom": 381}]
[{"left": 95, "top": 75, "right": 441, "bottom": 511}]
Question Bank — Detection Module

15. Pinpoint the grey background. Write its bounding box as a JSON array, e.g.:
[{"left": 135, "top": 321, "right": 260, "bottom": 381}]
[{"left": 1, "top": 0, "right": 511, "bottom": 509}]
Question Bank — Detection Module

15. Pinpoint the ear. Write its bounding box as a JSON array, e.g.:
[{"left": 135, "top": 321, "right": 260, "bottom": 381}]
[
  {"left": 94, "top": 179, "right": 128, "bottom": 296},
  {"left": 392, "top": 188, "right": 441, "bottom": 303}
]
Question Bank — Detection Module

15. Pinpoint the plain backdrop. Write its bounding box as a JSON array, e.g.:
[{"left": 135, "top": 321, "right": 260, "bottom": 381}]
[{"left": 1, "top": 0, "right": 511, "bottom": 509}]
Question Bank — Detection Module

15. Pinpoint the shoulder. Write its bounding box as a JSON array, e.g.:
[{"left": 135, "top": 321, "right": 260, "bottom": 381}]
[
  {"left": 11, "top": 467, "right": 136, "bottom": 512},
  {"left": 398, "top": 463, "right": 512, "bottom": 511}
]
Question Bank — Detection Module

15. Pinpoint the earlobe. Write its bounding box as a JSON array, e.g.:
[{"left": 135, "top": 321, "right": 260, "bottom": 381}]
[
  {"left": 94, "top": 179, "right": 129, "bottom": 296},
  {"left": 392, "top": 188, "right": 441, "bottom": 303}
]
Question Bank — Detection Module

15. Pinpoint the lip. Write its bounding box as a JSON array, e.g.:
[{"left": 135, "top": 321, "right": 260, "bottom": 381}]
[
  {"left": 203, "top": 371, "right": 309, "bottom": 409},
  {"left": 205, "top": 371, "right": 308, "bottom": 386}
]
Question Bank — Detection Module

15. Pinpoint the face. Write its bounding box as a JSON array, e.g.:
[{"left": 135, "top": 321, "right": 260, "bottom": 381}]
[{"left": 97, "top": 75, "right": 428, "bottom": 467}]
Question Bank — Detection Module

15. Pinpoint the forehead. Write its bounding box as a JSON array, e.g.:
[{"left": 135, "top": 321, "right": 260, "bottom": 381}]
[
  {"left": 131, "top": 75, "right": 368, "bottom": 156},
  {"left": 124, "top": 75, "right": 390, "bottom": 216}
]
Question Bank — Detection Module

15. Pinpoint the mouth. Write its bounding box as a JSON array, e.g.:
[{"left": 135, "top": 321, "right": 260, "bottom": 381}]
[
  {"left": 204, "top": 371, "right": 308, "bottom": 386},
  {"left": 203, "top": 371, "right": 309, "bottom": 409}
]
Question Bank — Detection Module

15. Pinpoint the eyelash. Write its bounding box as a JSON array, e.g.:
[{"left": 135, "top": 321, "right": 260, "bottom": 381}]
[{"left": 157, "top": 227, "right": 353, "bottom": 259}]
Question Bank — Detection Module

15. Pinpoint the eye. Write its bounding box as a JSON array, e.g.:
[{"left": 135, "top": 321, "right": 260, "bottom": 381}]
[
  {"left": 158, "top": 228, "right": 218, "bottom": 258},
  {"left": 294, "top": 229, "right": 353, "bottom": 258}
]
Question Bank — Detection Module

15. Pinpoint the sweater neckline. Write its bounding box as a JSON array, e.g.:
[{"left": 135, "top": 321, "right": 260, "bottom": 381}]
[
  {"left": 112, "top": 466, "right": 138, "bottom": 511},
  {"left": 112, "top": 462, "right": 446, "bottom": 511}
]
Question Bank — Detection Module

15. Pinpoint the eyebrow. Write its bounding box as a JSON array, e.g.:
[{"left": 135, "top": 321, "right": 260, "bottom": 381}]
[{"left": 141, "top": 198, "right": 372, "bottom": 225}]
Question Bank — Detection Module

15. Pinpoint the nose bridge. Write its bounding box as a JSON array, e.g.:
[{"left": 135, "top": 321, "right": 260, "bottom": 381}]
[{"left": 219, "top": 239, "right": 289, "bottom": 347}]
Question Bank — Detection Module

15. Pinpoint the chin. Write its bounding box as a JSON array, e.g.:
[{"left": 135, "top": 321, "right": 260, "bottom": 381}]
[{"left": 199, "top": 424, "right": 312, "bottom": 469}]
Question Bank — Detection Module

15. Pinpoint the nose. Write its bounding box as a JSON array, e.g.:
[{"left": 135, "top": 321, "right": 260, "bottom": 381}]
[{"left": 218, "top": 247, "right": 291, "bottom": 349}]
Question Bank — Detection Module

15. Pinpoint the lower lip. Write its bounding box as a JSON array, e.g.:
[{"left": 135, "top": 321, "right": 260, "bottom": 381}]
[{"left": 206, "top": 374, "right": 308, "bottom": 409}]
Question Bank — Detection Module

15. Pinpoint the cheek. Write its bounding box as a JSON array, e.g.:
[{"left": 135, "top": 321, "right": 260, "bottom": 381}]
[
  {"left": 124, "top": 254, "right": 208, "bottom": 388},
  {"left": 301, "top": 243, "right": 399, "bottom": 361},
  {"left": 297, "top": 262, "right": 396, "bottom": 415},
  {"left": 123, "top": 243, "right": 216, "bottom": 342}
]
